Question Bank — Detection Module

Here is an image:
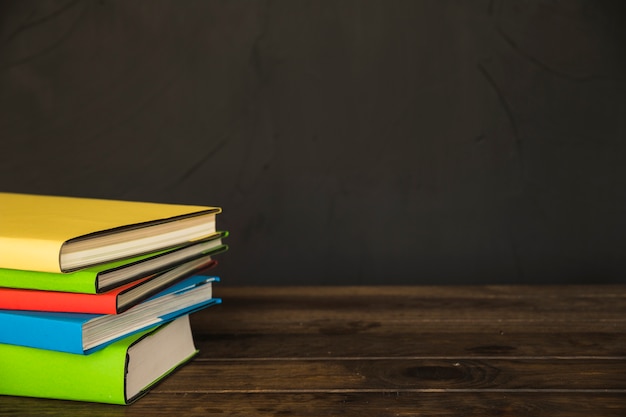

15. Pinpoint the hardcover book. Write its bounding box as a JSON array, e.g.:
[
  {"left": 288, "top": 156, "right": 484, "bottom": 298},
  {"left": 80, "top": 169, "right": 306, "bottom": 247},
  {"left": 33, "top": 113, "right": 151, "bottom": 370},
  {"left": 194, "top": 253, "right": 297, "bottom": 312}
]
[
  {"left": 0, "top": 315, "right": 197, "bottom": 405},
  {"left": 0, "top": 192, "right": 221, "bottom": 272},
  {"left": 0, "top": 255, "right": 218, "bottom": 314},
  {"left": 0, "top": 275, "right": 220, "bottom": 354},
  {"left": 0, "top": 232, "right": 228, "bottom": 293}
]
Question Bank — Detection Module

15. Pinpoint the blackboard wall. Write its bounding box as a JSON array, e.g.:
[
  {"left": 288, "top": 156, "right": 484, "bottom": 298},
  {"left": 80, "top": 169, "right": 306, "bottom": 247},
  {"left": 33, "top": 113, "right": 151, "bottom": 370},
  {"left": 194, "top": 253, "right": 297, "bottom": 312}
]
[{"left": 1, "top": 0, "right": 625, "bottom": 285}]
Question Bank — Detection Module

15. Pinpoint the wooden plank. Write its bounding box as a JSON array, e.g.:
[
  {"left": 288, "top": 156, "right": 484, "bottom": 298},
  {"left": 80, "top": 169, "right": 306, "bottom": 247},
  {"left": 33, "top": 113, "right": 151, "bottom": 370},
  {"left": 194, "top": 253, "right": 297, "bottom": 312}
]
[
  {"left": 153, "top": 359, "right": 626, "bottom": 391},
  {"left": 213, "top": 285, "right": 626, "bottom": 299},
  {"left": 192, "top": 331, "right": 626, "bottom": 358},
  {"left": 201, "top": 286, "right": 626, "bottom": 335},
  {"left": 1, "top": 392, "right": 625, "bottom": 417}
]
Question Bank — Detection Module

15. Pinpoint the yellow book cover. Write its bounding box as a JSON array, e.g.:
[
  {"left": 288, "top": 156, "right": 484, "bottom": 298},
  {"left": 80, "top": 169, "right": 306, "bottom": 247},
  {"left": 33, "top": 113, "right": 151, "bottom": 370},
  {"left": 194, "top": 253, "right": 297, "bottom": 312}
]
[{"left": 0, "top": 193, "right": 221, "bottom": 273}]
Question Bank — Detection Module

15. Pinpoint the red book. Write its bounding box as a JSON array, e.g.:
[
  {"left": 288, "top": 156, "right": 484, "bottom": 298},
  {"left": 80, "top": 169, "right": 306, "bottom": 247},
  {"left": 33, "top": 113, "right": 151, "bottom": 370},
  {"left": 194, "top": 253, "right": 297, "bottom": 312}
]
[{"left": 0, "top": 257, "right": 217, "bottom": 314}]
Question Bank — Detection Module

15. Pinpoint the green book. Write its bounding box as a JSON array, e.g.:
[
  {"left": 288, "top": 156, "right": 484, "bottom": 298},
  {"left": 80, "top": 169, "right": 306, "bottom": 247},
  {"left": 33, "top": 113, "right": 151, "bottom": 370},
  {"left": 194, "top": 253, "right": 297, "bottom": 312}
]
[
  {"left": 0, "top": 232, "right": 228, "bottom": 293},
  {"left": 0, "top": 315, "right": 197, "bottom": 405}
]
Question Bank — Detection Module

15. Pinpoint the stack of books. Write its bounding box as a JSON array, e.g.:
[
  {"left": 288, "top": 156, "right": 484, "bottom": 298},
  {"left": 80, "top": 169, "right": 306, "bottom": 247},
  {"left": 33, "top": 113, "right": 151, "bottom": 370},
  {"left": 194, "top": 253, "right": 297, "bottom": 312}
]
[{"left": 0, "top": 192, "right": 228, "bottom": 405}]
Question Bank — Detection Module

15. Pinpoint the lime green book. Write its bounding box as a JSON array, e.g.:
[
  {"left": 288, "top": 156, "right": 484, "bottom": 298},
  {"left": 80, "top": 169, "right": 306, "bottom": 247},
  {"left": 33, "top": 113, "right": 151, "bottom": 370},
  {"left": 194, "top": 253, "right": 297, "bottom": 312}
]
[
  {"left": 0, "top": 315, "right": 197, "bottom": 405},
  {"left": 0, "top": 232, "right": 228, "bottom": 293}
]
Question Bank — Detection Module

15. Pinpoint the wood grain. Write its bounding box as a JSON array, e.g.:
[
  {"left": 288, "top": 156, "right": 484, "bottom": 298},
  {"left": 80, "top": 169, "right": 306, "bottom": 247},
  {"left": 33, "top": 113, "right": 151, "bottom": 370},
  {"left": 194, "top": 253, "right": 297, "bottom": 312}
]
[
  {"left": 155, "top": 358, "right": 626, "bottom": 391},
  {"left": 192, "top": 331, "right": 626, "bottom": 358},
  {"left": 2, "top": 393, "right": 625, "bottom": 417},
  {"left": 1, "top": 285, "right": 625, "bottom": 416}
]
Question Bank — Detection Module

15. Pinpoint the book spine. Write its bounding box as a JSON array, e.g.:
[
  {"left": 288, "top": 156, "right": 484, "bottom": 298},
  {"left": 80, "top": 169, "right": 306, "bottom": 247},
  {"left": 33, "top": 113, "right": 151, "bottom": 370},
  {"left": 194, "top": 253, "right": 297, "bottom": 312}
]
[
  {"left": 0, "top": 288, "right": 117, "bottom": 314},
  {"left": 0, "top": 311, "right": 86, "bottom": 354},
  {"left": 0, "top": 268, "right": 97, "bottom": 293},
  {"left": 0, "top": 236, "right": 63, "bottom": 273},
  {"left": 0, "top": 332, "right": 138, "bottom": 404}
]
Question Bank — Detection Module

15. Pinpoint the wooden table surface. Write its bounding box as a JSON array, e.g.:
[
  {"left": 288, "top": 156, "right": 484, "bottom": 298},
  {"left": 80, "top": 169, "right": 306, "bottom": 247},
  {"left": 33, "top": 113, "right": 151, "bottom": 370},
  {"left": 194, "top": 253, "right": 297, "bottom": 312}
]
[{"left": 1, "top": 285, "right": 625, "bottom": 416}]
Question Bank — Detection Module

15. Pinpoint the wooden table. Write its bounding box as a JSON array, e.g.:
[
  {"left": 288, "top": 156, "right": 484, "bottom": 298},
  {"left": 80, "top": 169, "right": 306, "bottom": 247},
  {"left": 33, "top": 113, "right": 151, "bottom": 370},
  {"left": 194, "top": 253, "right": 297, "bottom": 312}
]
[{"left": 1, "top": 285, "right": 625, "bottom": 416}]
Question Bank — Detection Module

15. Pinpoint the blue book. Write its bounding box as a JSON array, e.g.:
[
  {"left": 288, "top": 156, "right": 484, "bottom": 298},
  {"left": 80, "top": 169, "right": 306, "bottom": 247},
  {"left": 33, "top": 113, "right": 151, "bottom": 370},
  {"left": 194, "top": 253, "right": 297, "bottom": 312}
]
[{"left": 0, "top": 275, "right": 220, "bottom": 355}]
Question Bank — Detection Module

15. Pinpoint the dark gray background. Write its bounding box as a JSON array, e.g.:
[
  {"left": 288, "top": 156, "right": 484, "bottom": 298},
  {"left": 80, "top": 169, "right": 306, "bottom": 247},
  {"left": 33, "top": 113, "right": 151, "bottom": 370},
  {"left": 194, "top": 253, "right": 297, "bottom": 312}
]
[{"left": 1, "top": 0, "right": 625, "bottom": 285}]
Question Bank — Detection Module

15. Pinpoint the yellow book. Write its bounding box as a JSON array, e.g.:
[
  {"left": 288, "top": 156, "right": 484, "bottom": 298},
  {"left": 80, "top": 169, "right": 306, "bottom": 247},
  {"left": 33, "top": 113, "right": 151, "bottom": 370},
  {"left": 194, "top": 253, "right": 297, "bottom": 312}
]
[{"left": 0, "top": 193, "right": 221, "bottom": 273}]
